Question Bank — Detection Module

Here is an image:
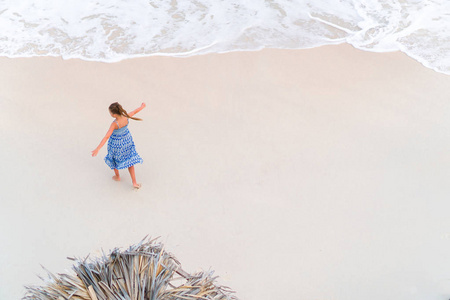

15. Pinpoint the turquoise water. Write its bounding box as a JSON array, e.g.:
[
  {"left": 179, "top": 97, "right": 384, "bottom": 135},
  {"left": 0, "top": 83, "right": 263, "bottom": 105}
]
[{"left": 0, "top": 0, "right": 449, "bottom": 74}]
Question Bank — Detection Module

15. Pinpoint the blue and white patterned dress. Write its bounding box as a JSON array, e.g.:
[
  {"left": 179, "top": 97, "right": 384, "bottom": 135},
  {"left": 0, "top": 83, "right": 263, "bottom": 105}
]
[{"left": 104, "top": 119, "right": 143, "bottom": 170}]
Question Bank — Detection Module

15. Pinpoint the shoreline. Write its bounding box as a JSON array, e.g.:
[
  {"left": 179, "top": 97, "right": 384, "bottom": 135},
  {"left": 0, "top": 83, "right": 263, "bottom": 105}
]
[
  {"left": 1, "top": 42, "right": 448, "bottom": 77},
  {"left": 0, "top": 41, "right": 450, "bottom": 75}
]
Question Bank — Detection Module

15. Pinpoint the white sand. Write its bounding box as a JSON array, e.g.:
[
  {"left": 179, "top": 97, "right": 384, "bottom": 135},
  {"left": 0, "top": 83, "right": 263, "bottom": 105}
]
[{"left": 1, "top": 44, "right": 450, "bottom": 299}]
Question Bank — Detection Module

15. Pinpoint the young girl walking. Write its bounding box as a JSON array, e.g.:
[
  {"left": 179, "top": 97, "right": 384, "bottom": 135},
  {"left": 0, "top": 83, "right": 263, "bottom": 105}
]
[{"left": 92, "top": 102, "right": 146, "bottom": 189}]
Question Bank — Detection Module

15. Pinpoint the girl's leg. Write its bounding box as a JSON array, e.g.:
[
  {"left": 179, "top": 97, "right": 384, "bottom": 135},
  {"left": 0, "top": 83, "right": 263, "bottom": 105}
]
[
  {"left": 128, "top": 165, "right": 141, "bottom": 188},
  {"left": 112, "top": 169, "right": 120, "bottom": 181}
]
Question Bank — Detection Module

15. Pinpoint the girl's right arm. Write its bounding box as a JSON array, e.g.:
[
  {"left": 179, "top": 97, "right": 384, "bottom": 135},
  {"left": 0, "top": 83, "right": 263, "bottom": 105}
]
[
  {"left": 128, "top": 102, "right": 146, "bottom": 117},
  {"left": 91, "top": 122, "right": 117, "bottom": 157}
]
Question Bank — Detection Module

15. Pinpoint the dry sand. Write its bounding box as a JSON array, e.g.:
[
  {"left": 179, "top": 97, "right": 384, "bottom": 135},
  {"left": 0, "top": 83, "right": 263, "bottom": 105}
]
[{"left": 1, "top": 44, "right": 450, "bottom": 300}]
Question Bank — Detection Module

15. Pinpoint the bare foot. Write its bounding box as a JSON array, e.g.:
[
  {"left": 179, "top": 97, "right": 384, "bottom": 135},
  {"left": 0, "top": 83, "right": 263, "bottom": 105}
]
[
  {"left": 112, "top": 175, "right": 121, "bottom": 181},
  {"left": 133, "top": 183, "right": 142, "bottom": 189}
]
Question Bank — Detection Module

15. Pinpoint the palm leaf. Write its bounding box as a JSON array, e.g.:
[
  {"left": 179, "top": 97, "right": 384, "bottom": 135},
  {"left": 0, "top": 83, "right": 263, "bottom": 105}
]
[{"left": 23, "top": 238, "right": 237, "bottom": 300}]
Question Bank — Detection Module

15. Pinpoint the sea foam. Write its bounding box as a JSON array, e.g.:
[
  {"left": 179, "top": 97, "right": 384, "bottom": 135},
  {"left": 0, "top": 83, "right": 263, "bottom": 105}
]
[{"left": 0, "top": 0, "right": 449, "bottom": 74}]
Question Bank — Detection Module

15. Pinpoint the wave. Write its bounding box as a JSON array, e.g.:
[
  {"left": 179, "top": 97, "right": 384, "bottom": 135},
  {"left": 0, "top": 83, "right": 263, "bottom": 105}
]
[{"left": 0, "top": 0, "right": 449, "bottom": 74}]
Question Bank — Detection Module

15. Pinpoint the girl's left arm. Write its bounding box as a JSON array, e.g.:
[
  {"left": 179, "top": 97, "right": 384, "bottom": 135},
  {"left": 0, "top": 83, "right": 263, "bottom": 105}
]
[
  {"left": 92, "top": 123, "right": 116, "bottom": 157},
  {"left": 128, "top": 102, "right": 146, "bottom": 117}
]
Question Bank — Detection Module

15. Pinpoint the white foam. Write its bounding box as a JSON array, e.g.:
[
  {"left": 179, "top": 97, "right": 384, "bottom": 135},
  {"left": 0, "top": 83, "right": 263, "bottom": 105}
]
[{"left": 0, "top": 0, "right": 449, "bottom": 74}]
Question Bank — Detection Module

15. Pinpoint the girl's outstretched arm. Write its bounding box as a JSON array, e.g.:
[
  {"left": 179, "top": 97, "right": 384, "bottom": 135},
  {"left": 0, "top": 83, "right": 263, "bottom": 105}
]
[
  {"left": 128, "top": 102, "right": 146, "bottom": 117},
  {"left": 91, "top": 122, "right": 116, "bottom": 157}
]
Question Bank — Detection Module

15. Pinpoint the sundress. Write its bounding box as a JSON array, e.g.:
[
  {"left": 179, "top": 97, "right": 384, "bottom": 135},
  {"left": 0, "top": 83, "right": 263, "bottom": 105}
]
[{"left": 104, "top": 119, "right": 143, "bottom": 170}]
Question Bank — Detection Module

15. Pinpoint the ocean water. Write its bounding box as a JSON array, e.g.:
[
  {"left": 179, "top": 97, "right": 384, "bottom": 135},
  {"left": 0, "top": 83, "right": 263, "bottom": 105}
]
[{"left": 0, "top": 0, "right": 449, "bottom": 74}]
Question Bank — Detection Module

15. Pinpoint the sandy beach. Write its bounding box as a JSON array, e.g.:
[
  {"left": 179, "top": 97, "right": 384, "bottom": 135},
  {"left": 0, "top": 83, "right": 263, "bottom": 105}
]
[{"left": 2, "top": 44, "right": 450, "bottom": 299}]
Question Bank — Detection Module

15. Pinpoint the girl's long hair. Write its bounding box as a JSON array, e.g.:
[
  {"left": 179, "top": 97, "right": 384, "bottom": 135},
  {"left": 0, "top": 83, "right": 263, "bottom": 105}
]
[{"left": 109, "top": 102, "right": 142, "bottom": 121}]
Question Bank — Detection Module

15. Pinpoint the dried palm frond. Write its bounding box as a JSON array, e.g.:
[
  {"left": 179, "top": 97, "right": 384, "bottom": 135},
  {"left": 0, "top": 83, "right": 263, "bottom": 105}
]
[{"left": 23, "top": 237, "right": 237, "bottom": 300}]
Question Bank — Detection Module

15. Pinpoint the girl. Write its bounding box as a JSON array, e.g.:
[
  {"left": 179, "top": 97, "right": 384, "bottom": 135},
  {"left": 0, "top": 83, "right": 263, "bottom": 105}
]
[{"left": 92, "top": 102, "right": 146, "bottom": 189}]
